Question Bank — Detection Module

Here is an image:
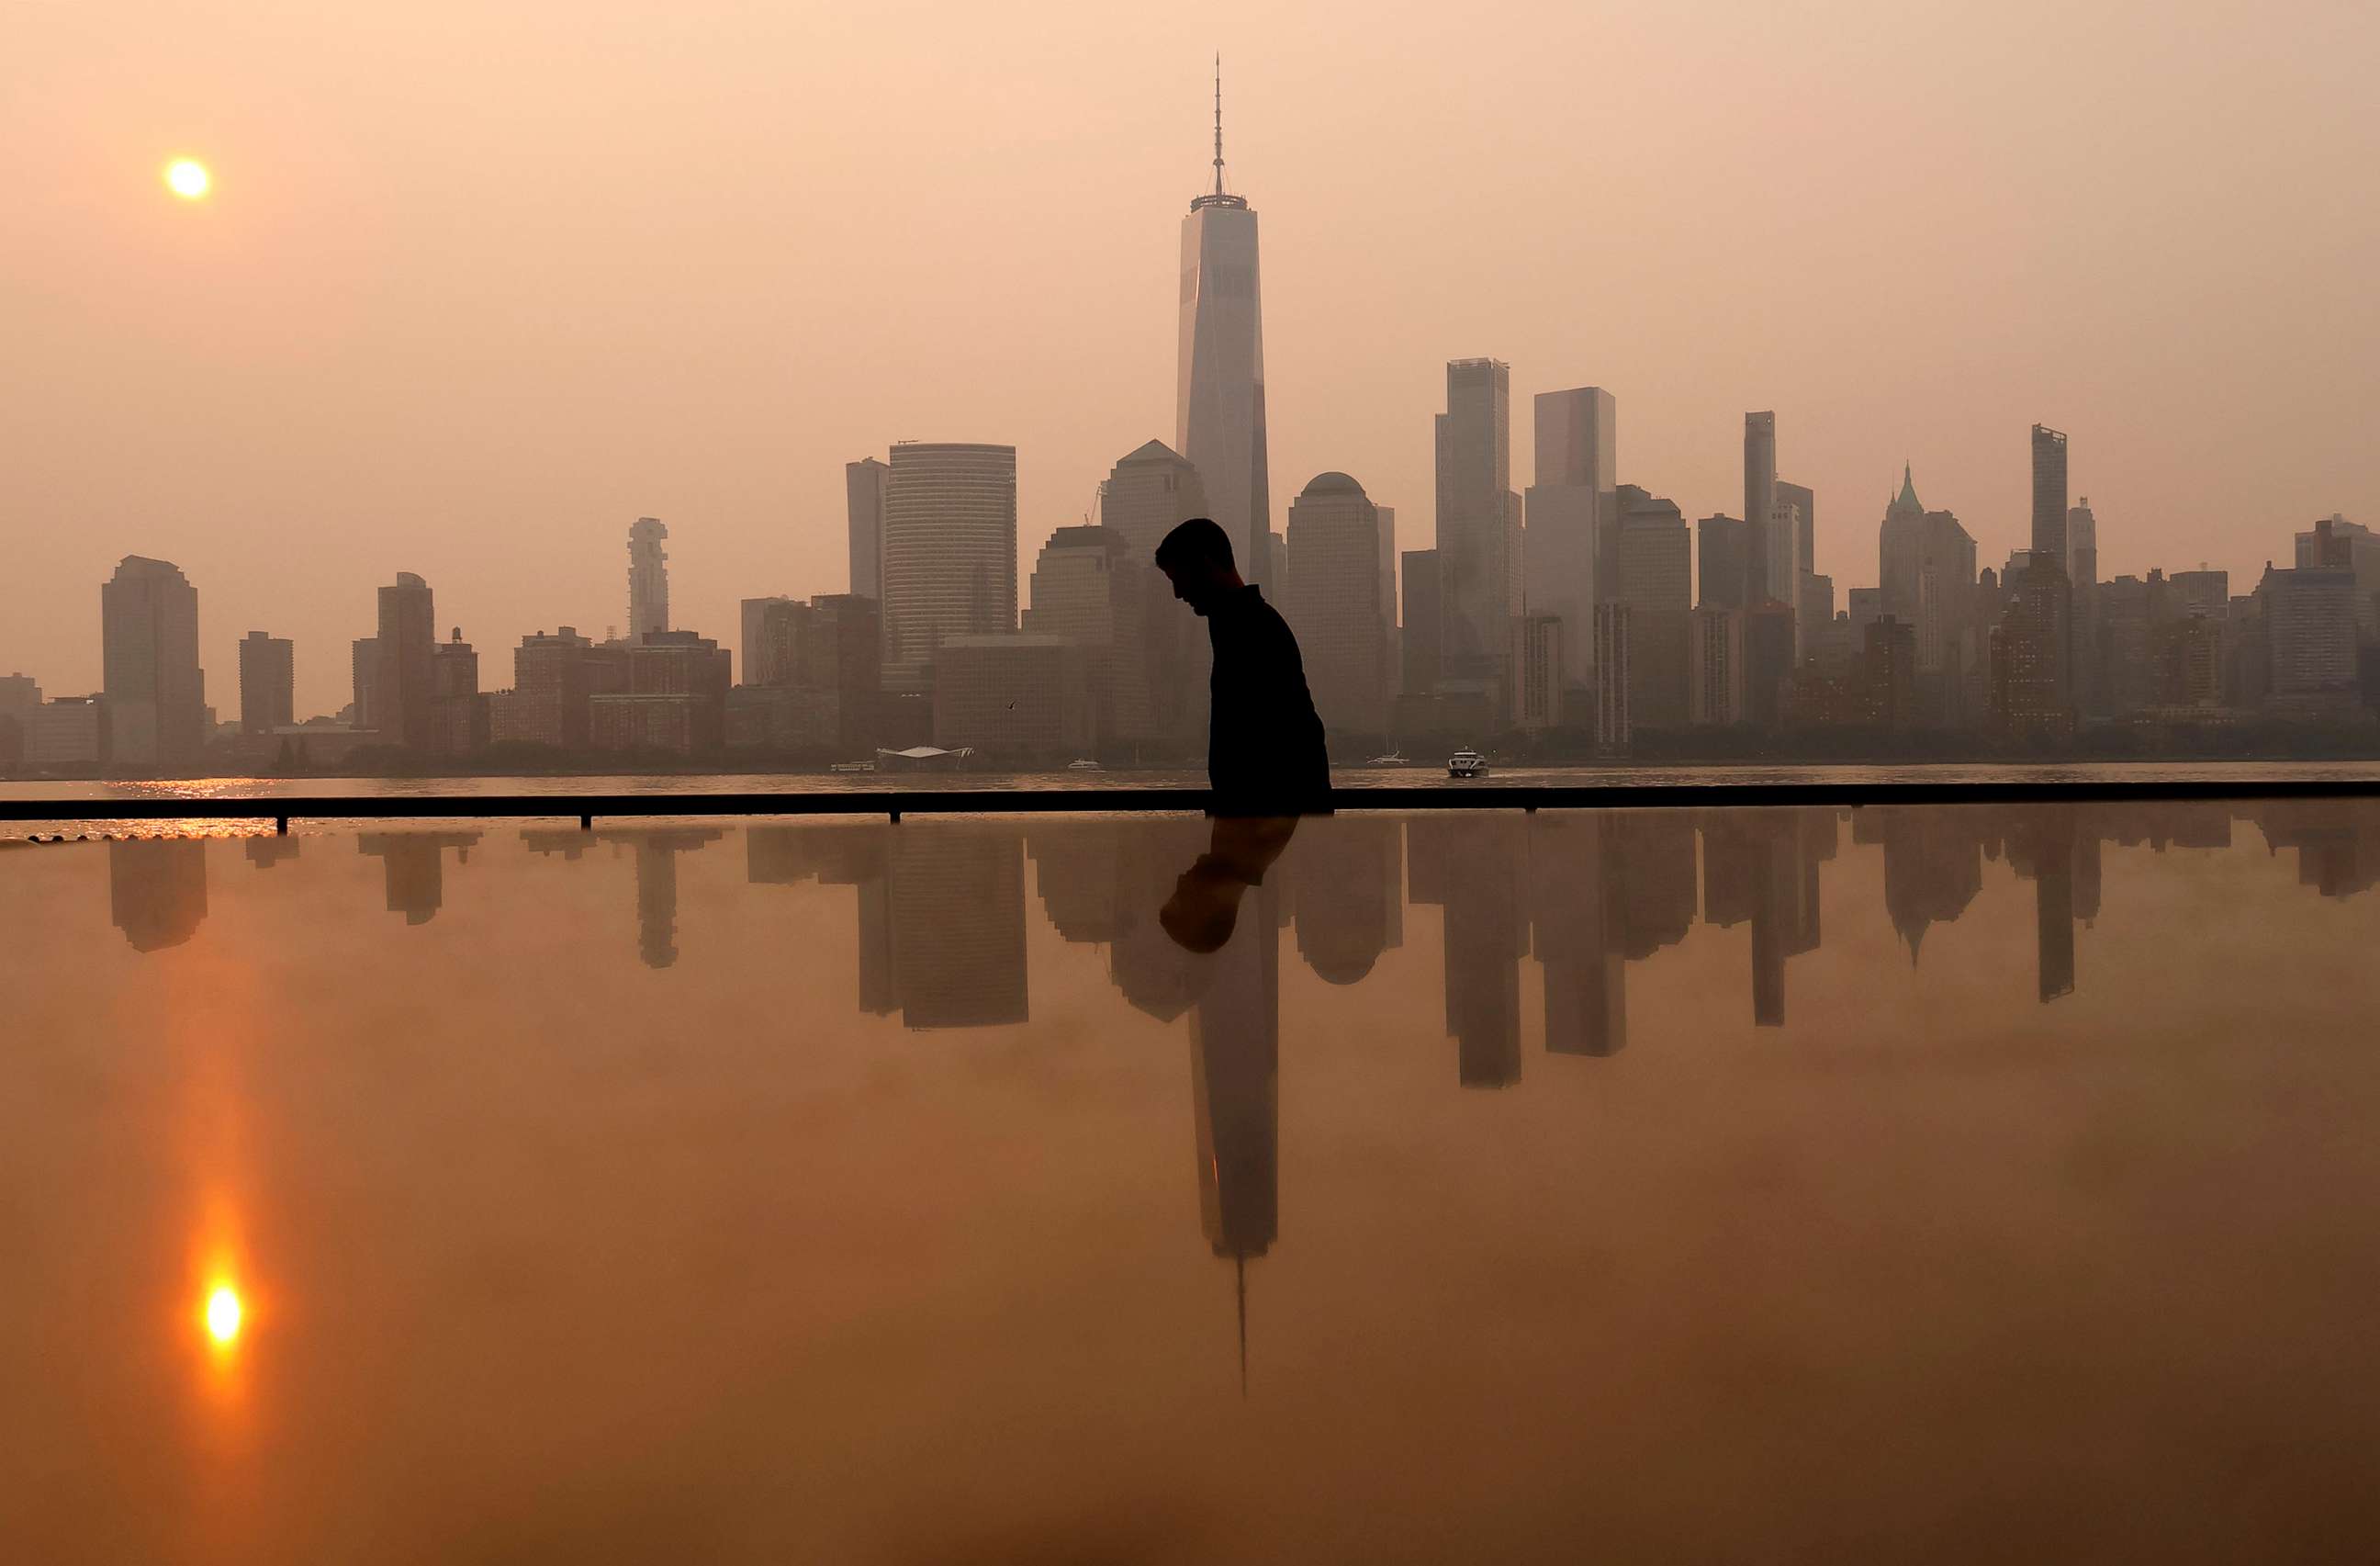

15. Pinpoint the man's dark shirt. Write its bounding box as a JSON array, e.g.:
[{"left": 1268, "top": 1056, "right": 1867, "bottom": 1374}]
[{"left": 1205, "top": 584, "right": 1330, "bottom": 812}]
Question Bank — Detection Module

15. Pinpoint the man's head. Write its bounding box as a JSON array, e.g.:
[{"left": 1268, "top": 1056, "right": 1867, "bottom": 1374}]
[{"left": 1154, "top": 517, "right": 1242, "bottom": 615}]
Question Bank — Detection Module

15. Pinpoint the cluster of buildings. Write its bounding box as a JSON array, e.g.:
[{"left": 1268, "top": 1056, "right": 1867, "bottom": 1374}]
[{"left": 6, "top": 96, "right": 2371, "bottom": 775}]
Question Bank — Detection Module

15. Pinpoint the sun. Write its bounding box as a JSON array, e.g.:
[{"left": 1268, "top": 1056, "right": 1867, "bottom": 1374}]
[
  {"left": 164, "top": 159, "right": 211, "bottom": 200},
  {"left": 205, "top": 1284, "right": 242, "bottom": 1345}
]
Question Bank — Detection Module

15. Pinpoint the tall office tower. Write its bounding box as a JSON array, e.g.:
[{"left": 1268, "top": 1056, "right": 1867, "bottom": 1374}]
[
  {"left": 846, "top": 457, "right": 889, "bottom": 602},
  {"left": 1989, "top": 574, "right": 2072, "bottom": 734},
  {"left": 2294, "top": 514, "right": 2380, "bottom": 637},
  {"left": 2030, "top": 426, "right": 2070, "bottom": 569},
  {"left": 237, "top": 631, "right": 294, "bottom": 734},
  {"left": 1593, "top": 603, "right": 1632, "bottom": 749},
  {"left": 627, "top": 517, "right": 669, "bottom": 640},
  {"left": 1877, "top": 467, "right": 1981, "bottom": 727},
  {"left": 2067, "top": 496, "right": 2101, "bottom": 710},
  {"left": 2067, "top": 497, "right": 2098, "bottom": 591},
  {"left": 1610, "top": 496, "right": 1691, "bottom": 728},
  {"left": 807, "top": 594, "right": 883, "bottom": 718},
  {"left": 429, "top": 627, "right": 484, "bottom": 755},
  {"left": 1434, "top": 358, "right": 1519, "bottom": 693},
  {"left": 1697, "top": 515, "right": 1749, "bottom": 610},
  {"left": 740, "top": 595, "right": 795, "bottom": 687},
  {"left": 1611, "top": 488, "right": 1690, "bottom": 608},
  {"left": 1101, "top": 439, "right": 1209, "bottom": 560},
  {"left": 2172, "top": 569, "right": 2230, "bottom": 617},
  {"left": 2255, "top": 524, "right": 2361, "bottom": 715},
  {"left": 1766, "top": 498, "right": 1805, "bottom": 653},
  {"left": 1175, "top": 67, "right": 1271, "bottom": 591},
  {"left": 1800, "top": 573, "right": 1836, "bottom": 642},
  {"left": 372, "top": 573, "right": 437, "bottom": 749},
  {"left": 1510, "top": 614, "right": 1566, "bottom": 730},
  {"left": 879, "top": 441, "right": 1018, "bottom": 693},
  {"left": 1744, "top": 411, "right": 1778, "bottom": 604},
  {"left": 1100, "top": 439, "right": 1211, "bottom": 746},
  {"left": 2021, "top": 424, "right": 2074, "bottom": 715},
  {"left": 0, "top": 673, "right": 37, "bottom": 769},
  {"left": 1525, "top": 387, "right": 1615, "bottom": 684},
  {"left": 1742, "top": 603, "right": 1797, "bottom": 728},
  {"left": 351, "top": 637, "right": 379, "bottom": 728},
  {"left": 1400, "top": 549, "right": 1443, "bottom": 697},
  {"left": 1689, "top": 607, "right": 1746, "bottom": 725},
  {"left": 1024, "top": 524, "right": 1153, "bottom": 741},
  {"left": 1777, "top": 480, "right": 1815, "bottom": 578},
  {"left": 1284, "top": 473, "right": 1392, "bottom": 734},
  {"left": 488, "top": 626, "right": 599, "bottom": 749},
  {"left": 101, "top": 556, "right": 204, "bottom": 766}
]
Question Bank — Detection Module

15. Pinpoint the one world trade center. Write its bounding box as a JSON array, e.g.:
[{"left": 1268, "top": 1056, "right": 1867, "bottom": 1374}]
[{"left": 1175, "top": 62, "right": 1273, "bottom": 590}]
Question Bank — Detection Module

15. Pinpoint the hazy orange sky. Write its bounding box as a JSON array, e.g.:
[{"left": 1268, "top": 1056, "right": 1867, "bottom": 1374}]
[{"left": 5, "top": 0, "right": 2374, "bottom": 715}]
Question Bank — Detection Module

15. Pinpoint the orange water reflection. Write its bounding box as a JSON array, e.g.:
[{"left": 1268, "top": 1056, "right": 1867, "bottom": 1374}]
[{"left": 6, "top": 805, "right": 2380, "bottom": 1562}]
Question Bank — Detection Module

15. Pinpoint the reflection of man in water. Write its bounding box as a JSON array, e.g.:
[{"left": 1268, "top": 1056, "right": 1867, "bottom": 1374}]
[
  {"left": 1154, "top": 518, "right": 1330, "bottom": 815},
  {"left": 1161, "top": 816, "right": 1300, "bottom": 953}
]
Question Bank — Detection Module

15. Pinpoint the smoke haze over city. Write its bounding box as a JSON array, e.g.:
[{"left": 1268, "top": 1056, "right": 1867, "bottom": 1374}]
[{"left": 4, "top": 0, "right": 2373, "bottom": 715}]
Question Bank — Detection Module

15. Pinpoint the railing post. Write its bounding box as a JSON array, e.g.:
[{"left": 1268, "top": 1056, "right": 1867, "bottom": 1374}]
[
  {"left": 275, "top": 815, "right": 288, "bottom": 836},
  {"left": 579, "top": 814, "right": 592, "bottom": 831}
]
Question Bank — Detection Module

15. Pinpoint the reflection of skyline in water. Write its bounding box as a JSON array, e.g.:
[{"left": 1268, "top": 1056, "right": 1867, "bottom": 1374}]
[
  {"left": 90, "top": 802, "right": 2372, "bottom": 1367},
  {"left": 36, "top": 799, "right": 2380, "bottom": 1550},
  {"left": 85, "top": 803, "right": 2380, "bottom": 1013}
]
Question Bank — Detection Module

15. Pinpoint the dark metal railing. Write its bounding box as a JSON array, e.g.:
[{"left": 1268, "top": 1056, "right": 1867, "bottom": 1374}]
[{"left": 4, "top": 775, "right": 2377, "bottom": 835}]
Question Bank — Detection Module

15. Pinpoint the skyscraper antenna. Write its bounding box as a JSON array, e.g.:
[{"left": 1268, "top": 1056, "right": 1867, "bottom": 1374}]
[
  {"left": 1235, "top": 1254, "right": 1249, "bottom": 1397},
  {"left": 1213, "top": 53, "right": 1226, "bottom": 197}
]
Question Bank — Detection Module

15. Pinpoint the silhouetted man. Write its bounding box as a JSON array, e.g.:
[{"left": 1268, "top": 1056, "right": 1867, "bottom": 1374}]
[{"left": 1155, "top": 517, "right": 1330, "bottom": 815}]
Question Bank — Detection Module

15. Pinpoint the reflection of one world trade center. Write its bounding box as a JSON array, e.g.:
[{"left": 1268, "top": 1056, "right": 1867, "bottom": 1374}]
[{"left": 1160, "top": 817, "right": 1295, "bottom": 1392}]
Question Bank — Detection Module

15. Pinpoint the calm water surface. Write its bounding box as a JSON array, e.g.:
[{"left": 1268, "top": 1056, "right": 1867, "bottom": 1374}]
[{"left": 5, "top": 802, "right": 2378, "bottom": 1561}]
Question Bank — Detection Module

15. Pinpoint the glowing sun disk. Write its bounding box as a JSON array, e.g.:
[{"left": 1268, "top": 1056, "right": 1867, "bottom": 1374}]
[
  {"left": 205, "top": 1285, "right": 242, "bottom": 1345},
  {"left": 165, "top": 160, "right": 210, "bottom": 199}
]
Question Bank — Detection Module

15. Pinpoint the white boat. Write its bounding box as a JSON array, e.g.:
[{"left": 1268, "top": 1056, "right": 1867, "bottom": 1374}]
[
  {"left": 1066, "top": 759, "right": 1104, "bottom": 772},
  {"left": 828, "top": 760, "right": 876, "bottom": 773},
  {"left": 1367, "top": 751, "right": 1409, "bottom": 767},
  {"left": 1447, "top": 749, "right": 1488, "bottom": 779}
]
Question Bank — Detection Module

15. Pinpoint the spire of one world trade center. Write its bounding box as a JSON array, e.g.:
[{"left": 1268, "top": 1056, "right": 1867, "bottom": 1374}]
[{"left": 1175, "top": 58, "right": 1273, "bottom": 591}]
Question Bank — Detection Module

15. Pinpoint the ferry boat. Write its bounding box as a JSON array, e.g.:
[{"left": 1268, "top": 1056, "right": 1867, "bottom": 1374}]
[
  {"left": 1447, "top": 749, "right": 1488, "bottom": 779},
  {"left": 1066, "top": 759, "right": 1104, "bottom": 772},
  {"left": 827, "top": 760, "right": 876, "bottom": 774}
]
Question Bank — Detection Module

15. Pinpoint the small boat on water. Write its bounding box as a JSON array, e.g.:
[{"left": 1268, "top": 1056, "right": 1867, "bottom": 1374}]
[
  {"left": 828, "top": 760, "right": 876, "bottom": 773},
  {"left": 1066, "top": 759, "right": 1104, "bottom": 772},
  {"left": 1367, "top": 750, "right": 1410, "bottom": 767},
  {"left": 1447, "top": 749, "right": 1489, "bottom": 779}
]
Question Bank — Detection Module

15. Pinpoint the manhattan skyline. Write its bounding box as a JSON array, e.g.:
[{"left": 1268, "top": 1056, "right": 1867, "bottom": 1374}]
[{"left": 4, "top": 3, "right": 2374, "bottom": 715}]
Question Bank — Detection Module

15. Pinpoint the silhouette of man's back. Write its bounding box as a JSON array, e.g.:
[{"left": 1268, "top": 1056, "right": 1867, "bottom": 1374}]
[{"left": 1155, "top": 518, "right": 1330, "bottom": 814}]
